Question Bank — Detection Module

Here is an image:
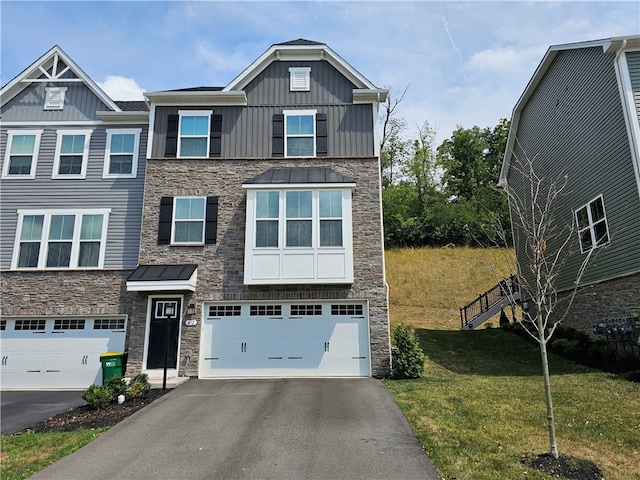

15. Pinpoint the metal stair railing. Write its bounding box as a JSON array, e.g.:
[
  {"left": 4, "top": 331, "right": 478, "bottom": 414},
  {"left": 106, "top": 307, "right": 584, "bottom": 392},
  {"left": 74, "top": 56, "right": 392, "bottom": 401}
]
[{"left": 460, "top": 274, "right": 520, "bottom": 329}]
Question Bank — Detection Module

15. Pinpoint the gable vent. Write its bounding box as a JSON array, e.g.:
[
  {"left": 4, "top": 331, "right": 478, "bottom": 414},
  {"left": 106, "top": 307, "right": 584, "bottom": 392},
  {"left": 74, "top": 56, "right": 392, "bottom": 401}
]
[{"left": 289, "top": 67, "right": 311, "bottom": 92}]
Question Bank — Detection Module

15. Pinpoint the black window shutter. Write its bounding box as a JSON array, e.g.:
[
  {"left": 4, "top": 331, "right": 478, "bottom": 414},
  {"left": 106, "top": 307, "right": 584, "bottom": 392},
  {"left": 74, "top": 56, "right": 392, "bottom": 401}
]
[
  {"left": 158, "top": 197, "right": 173, "bottom": 245},
  {"left": 210, "top": 114, "right": 222, "bottom": 157},
  {"left": 272, "top": 114, "right": 284, "bottom": 157},
  {"left": 205, "top": 196, "right": 219, "bottom": 244},
  {"left": 316, "top": 113, "right": 328, "bottom": 157},
  {"left": 165, "top": 114, "right": 179, "bottom": 157}
]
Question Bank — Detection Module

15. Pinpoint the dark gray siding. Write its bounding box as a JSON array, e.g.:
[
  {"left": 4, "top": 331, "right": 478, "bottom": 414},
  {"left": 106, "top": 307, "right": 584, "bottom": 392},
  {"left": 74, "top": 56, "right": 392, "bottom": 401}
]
[
  {"left": 244, "top": 61, "right": 356, "bottom": 106},
  {"left": 1, "top": 82, "right": 110, "bottom": 122},
  {"left": 0, "top": 124, "right": 147, "bottom": 270},
  {"left": 507, "top": 47, "right": 640, "bottom": 291},
  {"left": 149, "top": 60, "right": 375, "bottom": 158},
  {"left": 151, "top": 104, "right": 374, "bottom": 159},
  {"left": 627, "top": 51, "right": 640, "bottom": 120}
]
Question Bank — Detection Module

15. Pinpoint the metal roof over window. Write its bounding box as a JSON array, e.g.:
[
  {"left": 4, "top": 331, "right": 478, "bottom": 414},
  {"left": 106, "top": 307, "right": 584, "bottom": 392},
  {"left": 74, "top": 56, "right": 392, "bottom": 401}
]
[{"left": 243, "top": 167, "right": 355, "bottom": 185}]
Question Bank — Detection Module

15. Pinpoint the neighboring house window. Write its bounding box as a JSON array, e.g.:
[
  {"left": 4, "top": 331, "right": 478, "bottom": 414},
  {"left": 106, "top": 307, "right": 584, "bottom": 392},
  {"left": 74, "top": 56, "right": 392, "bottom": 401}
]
[
  {"left": 285, "top": 110, "right": 316, "bottom": 157},
  {"left": 289, "top": 67, "right": 311, "bottom": 91},
  {"left": 44, "top": 86, "right": 67, "bottom": 110},
  {"left": 273, "top": 112, "right": 327, "bottom": 157},
  {"left": 244, "top": 187, "right": 353, "bottom": 284},
  {"left": 157, "top": 196, "right": 219, "bottom": 245},
  {"left": 178, "top": 110, "right": 212, "bottom": 158},
  {"left": 575, "top": 195, "right": 610, "bottom": 253},
  {"left": 103, "top": 128, "right": 141, "bottom": 178},
  {"left": 2, "top": 130, "right": 43, "bottom": 178},
  {"left": 52, "top": 129, "right": 92, "bottom": 179},
  {"left": 11, "top": 209, "right": 110, "bottom": 269}
]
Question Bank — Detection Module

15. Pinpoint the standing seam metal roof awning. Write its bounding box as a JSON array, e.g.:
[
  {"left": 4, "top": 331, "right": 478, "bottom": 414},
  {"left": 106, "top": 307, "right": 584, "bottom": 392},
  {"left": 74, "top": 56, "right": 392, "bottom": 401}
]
[
  {"left": 126, "top": 265, "right": 197, "bottom": 292},
  {"left": 242, "top": 167, "right": 356, "bottom": 185}
]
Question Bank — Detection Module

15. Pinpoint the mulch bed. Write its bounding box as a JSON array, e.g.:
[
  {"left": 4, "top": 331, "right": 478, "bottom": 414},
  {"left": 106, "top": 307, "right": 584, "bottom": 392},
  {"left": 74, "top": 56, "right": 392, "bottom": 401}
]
[
  {"left": 21, "top": 389, "right": 168, "bottom": 434},
  {"left": 520, "top": 453, "right": 603, "bottom": 480}
]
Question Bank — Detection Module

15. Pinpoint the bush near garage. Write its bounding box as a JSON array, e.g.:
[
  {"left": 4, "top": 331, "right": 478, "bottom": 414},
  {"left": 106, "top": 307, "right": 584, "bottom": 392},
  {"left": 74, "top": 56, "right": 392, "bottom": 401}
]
[{"left": 82, "top": 374, "right": 152, "bottom": 409}]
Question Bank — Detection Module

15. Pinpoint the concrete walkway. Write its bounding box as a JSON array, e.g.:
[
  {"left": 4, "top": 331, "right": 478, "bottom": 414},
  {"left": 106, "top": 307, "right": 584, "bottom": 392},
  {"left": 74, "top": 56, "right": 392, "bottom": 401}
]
[{"left": 30, "top": 378, "right": 442, "bottom": 480}]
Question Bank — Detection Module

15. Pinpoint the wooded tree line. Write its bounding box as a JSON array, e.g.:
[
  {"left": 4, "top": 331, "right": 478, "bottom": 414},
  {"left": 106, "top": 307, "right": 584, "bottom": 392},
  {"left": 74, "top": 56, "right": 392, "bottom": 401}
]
[{"left": 380, "top": 92, "right": 511, "bottom": 248}]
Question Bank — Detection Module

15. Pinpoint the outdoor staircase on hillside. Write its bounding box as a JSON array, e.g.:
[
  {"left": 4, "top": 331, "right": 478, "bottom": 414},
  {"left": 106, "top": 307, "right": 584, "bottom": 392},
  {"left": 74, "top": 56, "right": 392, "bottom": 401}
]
[{"left": 460, "top": 274, "right": 521, "bottom": 329}]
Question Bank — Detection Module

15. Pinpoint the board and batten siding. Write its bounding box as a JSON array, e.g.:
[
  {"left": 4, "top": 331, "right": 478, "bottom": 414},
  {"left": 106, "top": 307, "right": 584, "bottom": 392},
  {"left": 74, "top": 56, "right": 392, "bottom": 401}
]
[
  {"left": 626, "top": 51, "right": 640, "bottom": 122},
  {"left": 151, "top": 104, "right": 374, "bottom": 159},
  {"left": 1, "top": 82, "right": 111, "bottom": 123},
  {"left": 507, "top": 46, "right": 640, "bottom": 291},
  {"left": 0, "top": 124, "right": 147, "bottom": 270},
  {"left": 244, "top": 61, "right": 356, "bottom": 106}
]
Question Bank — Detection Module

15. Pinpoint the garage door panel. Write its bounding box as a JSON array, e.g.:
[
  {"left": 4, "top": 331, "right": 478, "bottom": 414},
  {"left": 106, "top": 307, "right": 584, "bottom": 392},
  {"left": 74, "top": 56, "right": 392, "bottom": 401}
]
[
  {"left": 200, "top": 303, "right": 369, "bottom": 378},
  {"left": 0, "top": 318, "right": 126, "bottom": 390}
]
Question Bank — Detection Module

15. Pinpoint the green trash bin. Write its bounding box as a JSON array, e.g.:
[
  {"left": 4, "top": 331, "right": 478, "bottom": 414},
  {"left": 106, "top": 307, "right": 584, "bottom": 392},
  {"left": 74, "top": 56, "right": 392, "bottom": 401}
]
[{"left": 100, "top": 352, "right": 125, "bottom": 384}]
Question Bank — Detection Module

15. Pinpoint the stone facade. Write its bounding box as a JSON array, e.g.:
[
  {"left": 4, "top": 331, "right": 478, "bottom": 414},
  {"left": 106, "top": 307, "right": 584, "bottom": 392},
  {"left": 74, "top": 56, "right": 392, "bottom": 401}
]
[
  {"left": 1, "top": 270, "right": 133, "bottom": 318},
  {"left": 554, "top": 272, "right": 640, "bottom": 335},
  {"left": 128, "top": 156, "right": 391, "bottom": 378}
]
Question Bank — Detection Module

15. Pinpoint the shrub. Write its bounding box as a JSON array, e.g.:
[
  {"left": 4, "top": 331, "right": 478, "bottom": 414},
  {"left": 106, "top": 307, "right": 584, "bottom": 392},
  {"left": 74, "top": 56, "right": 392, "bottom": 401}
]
[
  {"left": 616, "top": 350, "right": 640, "bottom": 372},
  {"left": 127, "top": 373, "right": 151, "bottom": 399},
  {"left": 390, "top": 324, "right": 427, "bottom": 379},
  {"left": 105, "top": 375, "right": 128, "bottom": 397},
  {"left": 551, "top": 338, "right": 582, "bottom": 356},
  {"left": 82, "top": 384, "right": 115, "bottom": 409}
]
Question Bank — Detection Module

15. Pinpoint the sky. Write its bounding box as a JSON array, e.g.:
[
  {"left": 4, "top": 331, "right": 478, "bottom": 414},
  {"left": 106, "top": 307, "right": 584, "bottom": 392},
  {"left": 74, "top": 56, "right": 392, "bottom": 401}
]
[{"left": 2, "top": 1, "right": 638, "bottom": 143}]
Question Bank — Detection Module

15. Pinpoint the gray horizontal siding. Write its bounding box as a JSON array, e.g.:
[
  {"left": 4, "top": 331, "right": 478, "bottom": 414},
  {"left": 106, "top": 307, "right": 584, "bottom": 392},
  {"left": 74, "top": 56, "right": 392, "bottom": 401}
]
[
  {"left": 508, "top": 47, "right": 640, "bottom": 291},
  {"left": 626, "top": 51, "right": 640, "bottom": 120},
  {"left": 0, "top": 124, "right": 147, "bottom": 270},
  {"left": 1, "top": 82, "right": 110, "bottom": 122},
  {"left": 151, "top": 104, "right": 374, "bottom": 158},
  {"left": 244, "top": 60, "right": 356, "bottom": 106}
]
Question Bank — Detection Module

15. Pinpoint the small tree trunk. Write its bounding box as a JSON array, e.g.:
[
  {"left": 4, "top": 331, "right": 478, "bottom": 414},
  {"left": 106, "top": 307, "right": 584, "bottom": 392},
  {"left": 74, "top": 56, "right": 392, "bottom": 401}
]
[{"left": 537, "top": 314, "right": 559, "bottom": 459}]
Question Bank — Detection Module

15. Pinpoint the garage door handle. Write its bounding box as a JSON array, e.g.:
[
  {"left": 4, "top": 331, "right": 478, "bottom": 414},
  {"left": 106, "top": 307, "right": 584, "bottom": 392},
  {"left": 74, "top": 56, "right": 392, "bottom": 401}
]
[
  {"left": 241, "top": 342, "right": 247, "bottom": 353},
  {"left": 1, "top": 356, "right": 7, "bottom": 366},
  {"left": 324, "top": 342, "right": 330, "bottom": 352}
]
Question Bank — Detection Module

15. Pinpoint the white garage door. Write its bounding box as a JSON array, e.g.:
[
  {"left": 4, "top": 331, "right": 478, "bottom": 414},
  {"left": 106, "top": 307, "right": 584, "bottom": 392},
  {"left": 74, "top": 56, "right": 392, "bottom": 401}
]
[
  {"left": 0, "top": 317, "right": 126, "bottom": 390},
  {"left": 199, "top": 302, "right": 369, "bottom": 377}
]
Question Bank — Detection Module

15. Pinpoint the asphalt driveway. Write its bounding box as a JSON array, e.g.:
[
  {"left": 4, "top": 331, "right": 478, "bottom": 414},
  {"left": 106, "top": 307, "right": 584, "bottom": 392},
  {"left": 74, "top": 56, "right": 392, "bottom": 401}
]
[
  {"left": 30, "top": 378, "right": 441, "bottom": 480},
  {"left": 1, "top": 390, "right": 85, "bottom": 435}
]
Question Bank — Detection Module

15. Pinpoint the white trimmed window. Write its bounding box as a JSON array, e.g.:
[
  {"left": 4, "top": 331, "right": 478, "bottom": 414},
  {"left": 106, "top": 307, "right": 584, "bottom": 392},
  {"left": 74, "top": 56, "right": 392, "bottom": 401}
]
[
  {"left": 173, "top": 197, "right": 206, "bottom": 244},
  {"left": 284, "top": 110, "right": 316, "bottom": 157},
  {"left": 52, "top": 129, "right": 92, "bottom": 179},
  {"left": 44, "top": 86, "right": 67, "bottom": 110},
  {"left": 12, "top": 209, "right": 110, "bottom": 269},
  {"left": 103, "top": 128, "right": 141, "bottom": 178},
  {"left": 244, "top": 187, "right": 353, "bottom": 284},
  {"left": 178, "top": 110, "right": 211, "bottom": 158},
  {"left": 289, "top": 67, "right": 311, "bottom": 91},
  {"left": 575, "top": 195, "right": 610, "bottom": 253},
  {"left": 2, "top": 130, "right": 43, "bottom": 178}
]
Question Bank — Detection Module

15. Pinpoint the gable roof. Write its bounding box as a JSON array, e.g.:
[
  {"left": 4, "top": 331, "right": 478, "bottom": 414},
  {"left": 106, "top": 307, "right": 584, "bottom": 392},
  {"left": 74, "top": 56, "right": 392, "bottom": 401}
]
[
  {"left": 499, "top": 34, "right": 640, "bottom": 186},
  {"left": 0, "top": 45, "right": 121, "bottom": 111},
  {"left": 146, "top": 39, "right": 388, "bottom": 105}
]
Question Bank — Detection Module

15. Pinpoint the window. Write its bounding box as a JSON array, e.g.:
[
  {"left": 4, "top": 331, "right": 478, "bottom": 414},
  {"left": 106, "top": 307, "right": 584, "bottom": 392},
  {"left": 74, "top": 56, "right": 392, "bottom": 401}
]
[
  {"left": 2, "top": 130, "right": 43, "bottom": 178},
  {"left": 174, "top": 197, "right": 206, "bottom": 244},
  {"left": 94, "top": 318, "right": 126, "bottom": 330},
  {"left": 575, "top": 195, "right": 610, "bottom": 253},
  {"left": 103, "top": 129, "right": 141, "bottom": 178},
  {"left": 44, "top": 86, "right": 67, "bottom": 110},
  {"left": 255, "top": 191, "right": 279, "bottom": 248},
  {"left": 284, "top": 110, "right": 316, "bottom": 157},
  {"left": 157, "top": 196, "right": 219, "bottom": 245},
  {"left": 208, "top": 305, "right": 242, "bottom": 317},
  {"left": 178, "top": 111, "right": 211, "bottom": 158},
  {"left": 331, "top": 304, "right": 364, "bottom": 317},
  {"left": 12, "top": 209, "right": 110, "bottom": 269},
  {"left": 15, "top": 320, "right": 46, "bottom": 331},
  {"left": 289, "top": 67, "right": 311, "bottom": 91},
  {"left": 54, "top": 319, "right": 85, "bottom": 330},
  {"left": 253, "top": 189, "right": 344, "bottom": 249},
  {"left": 52, "top": 129, "right": 92, "bottom": 179}
]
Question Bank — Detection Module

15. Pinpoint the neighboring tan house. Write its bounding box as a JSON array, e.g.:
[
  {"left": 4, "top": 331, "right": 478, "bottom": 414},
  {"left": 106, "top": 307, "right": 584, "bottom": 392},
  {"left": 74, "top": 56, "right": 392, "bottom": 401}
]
[
  {"left": 125, "top": 39, "right": 391, "bottom": 379},
  {"left": 500, "top": 35, "right": 640, "bottom": 333},
  {"left": 0, "top": 46, "right": 149, "bottom": 389}
]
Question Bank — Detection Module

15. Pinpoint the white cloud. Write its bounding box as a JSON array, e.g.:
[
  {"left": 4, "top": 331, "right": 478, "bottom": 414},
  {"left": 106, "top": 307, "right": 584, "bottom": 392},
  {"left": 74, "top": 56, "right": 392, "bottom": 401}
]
[
  {"left": 97, "top": 76, "right": 145, "bottom": 101},
  {"left": 467, "top": 45, "right": 547, "bottom": 75}
]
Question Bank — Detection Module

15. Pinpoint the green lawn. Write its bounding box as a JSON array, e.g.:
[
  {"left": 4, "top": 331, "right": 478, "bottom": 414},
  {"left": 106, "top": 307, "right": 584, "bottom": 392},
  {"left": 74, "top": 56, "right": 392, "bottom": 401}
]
[
  {"left": 385, "top": 248, "right": 640, "bottom": 480},
  {"left": 1, "top": 429, "right": 107, "bottom": 480}
]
